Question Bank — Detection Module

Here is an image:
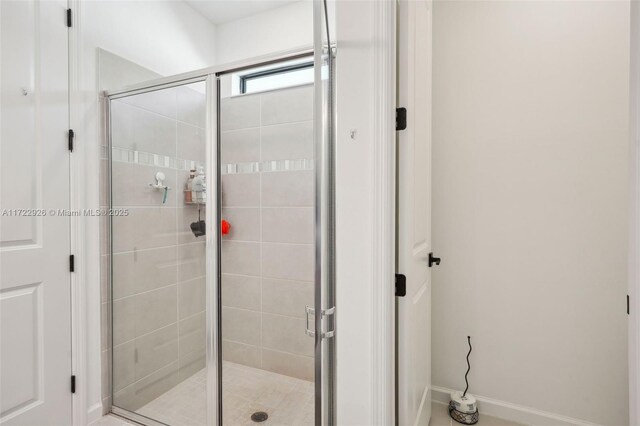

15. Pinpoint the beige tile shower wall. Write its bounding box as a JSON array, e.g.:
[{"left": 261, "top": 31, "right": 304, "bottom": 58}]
[
  {"left": 99, "top": 50, "right": 207, "bottom": 412},
  {"left": 220, "top": 84, "right": 315, "bottom": 381}
]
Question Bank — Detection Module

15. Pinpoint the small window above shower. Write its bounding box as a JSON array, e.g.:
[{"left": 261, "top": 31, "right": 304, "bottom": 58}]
[{"left": 229, "top": 56, "right": 313, "bottom": 96}]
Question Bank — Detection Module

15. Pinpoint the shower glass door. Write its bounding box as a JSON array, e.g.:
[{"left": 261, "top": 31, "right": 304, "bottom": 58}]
[
  {"left": 217, "top": 59, "right": 317, "bottom": 425},
  {"left": 216, "top": 3, "right": 334, "bottom": 426},
  {"left": 108, "top": 79, "right": 210, "bottom": 425},
  {"left": 107, "top": 3, "right": 335, "bottom": 425}
]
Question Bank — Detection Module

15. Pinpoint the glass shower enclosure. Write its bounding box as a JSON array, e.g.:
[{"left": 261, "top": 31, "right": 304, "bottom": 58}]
[
  {"left": 103, "top": 3, "right": 334, "bottom": 425},
  {"left": 107, "top": 78, "right": 210, "bottom": 425}
]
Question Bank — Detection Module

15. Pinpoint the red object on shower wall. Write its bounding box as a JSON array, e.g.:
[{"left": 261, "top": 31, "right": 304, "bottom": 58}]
[{"left": 221, "top": 220, "right": 231, "bottom": 235}]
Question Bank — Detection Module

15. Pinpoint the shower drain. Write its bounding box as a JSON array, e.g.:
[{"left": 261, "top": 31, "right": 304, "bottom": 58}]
[{"left": 251, "top": 411, "right": 269, "bottom": 423}]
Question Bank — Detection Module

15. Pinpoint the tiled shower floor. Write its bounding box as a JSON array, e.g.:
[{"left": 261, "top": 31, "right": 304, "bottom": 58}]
[{"left": 135, "top": 362, "right": 314, "bottom": 426}]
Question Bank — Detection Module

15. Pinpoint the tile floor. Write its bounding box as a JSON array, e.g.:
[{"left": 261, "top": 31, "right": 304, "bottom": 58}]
[
  {"left": 92, "top": 379, "right": 523, "bottom": 426},
  {"left": 90, "top": 416, "right": 136, "bottom": 426},
  {"left": 219, "top": 362, "right": 314, "bottom": 426},
  {"left": 92, "top": 362, "right": 314, "bottom": 426},
  {"left": 429, "top": 402, "right": 526, "bottom": 426}
]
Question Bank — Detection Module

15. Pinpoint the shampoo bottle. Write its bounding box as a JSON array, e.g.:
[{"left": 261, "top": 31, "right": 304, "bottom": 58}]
[{"left": 185, "top": 169, "right": 196, "bottom": 203}]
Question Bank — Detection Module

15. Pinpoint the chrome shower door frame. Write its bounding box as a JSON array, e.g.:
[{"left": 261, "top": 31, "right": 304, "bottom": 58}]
[
  {"left": 104, "top": 74, "right": 211, "bottom": 426},
  {"left": 104, "top": 15, "right": 335, "bottom": 424},
  {"left": 313, "top": 0, "right": 336, "bottom": 423}
]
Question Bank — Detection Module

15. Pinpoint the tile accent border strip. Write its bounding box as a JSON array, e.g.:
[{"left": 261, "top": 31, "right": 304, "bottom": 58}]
[
  {"left": 223, "top": 158, "right": 314, "bottom": 174},
  {"left": 104, "top": 146, "right": 313, "bottom": 174}
]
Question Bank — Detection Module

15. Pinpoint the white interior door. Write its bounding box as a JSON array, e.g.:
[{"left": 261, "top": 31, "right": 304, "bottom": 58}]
[
  {"left": 0, "top": 0, "right": 72, "bottom": 424},
  {"left": 397, "top": 0, "right": 432, "bottom": 425}
]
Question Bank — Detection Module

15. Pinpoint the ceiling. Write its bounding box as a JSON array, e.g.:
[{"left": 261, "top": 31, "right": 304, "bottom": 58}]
[{"left": 184, "top": 0, "right": 301, "bottom": 25}]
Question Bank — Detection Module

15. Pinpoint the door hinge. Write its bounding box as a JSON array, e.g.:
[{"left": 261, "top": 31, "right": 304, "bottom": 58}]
[
  {"left": 305, "top": 306, "right": 336, "bottom": 339},
  {"left": 428, "top": 252, "right": 441, "bottom": 268},
  {"left": 66, "top": 8, "right": 72, "bottom": 27},
  {"left": 71, "top": 375, "right": 76, "bottom": 393},
  {"left": 627, "top": 294, "right": 630, "bottom": 315},
  {"left": 396, "top": 107, "right": 407, "bottom": 131},
  {"left": 69, "top": 255, "right": 75, "bottom": 272},
  {"left": 395, "top": 273, "right": 406, "bottom": 297},
  {"left": 68, "top": 129, "right": 75, "bottom": 152}
]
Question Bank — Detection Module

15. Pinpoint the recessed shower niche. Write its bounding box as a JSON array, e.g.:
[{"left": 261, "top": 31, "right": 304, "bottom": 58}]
[{"left": 101, "top": 2, "right": 335, "bottom": 425}]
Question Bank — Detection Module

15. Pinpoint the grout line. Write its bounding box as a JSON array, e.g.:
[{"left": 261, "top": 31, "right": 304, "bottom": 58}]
[
  {"left": 109, "top": 205, "right": 318, "bottom": 210},
  {"left": 112, "top": 282, "right": 177, "bottom": 303},
  {"left": 113, "top": 308, "right": 206, "bottom": 350},
  {"left": 221, "top": 338, "right": 313, "bottom": 361},
  {"left": 113, "top": 360, "right": 180, "bottom": 399},
  {"left": 220, "top": 338, "right": 262, "bottom": 350},
  {"left": 260, "top": 206, "right": 315, "bottom": 210},
  {"left": 222, "top": 239, "right": 314, "bottom": 246},
  {"left": 111, "top": 240, "right": 204, "bottom": 256},
  {"left": 114, "top": 95, "right": 207, "bottom": 130},
  {"left": 175, "top": 118, "right": 206, "bottom": 130},
  {"left": 220, "top": 272, "right": 261, "bottom": 279},
  {"left": 227, "top": 240, "right": 314, "bottom": 246},
  {"left": 176, "top": 276, "right": 207, "bottom": 285},
  {"left": 222, "top": 205, "right": 313, "bottom": 209},
  {"left": 220, "top": 118, "right": 313, "bottom": 134},
  {"left": 222, "top": 272, "right": 312, "bottom": 284},
  {"left": 224, "top": 205, "right": 305, "bottom": 211},
  {"left": 111, "top": 273, "right": 206, "bottom": 303},
  {"left": 178, "top": 309, "right": 207, "bottom": 323},
  {"left": 113, "top": 322, "right": 177, "bottom": 350},
  {"left": 260, "top": 346, "right": 314, "bottom": 359},
  {"left": 221, "top": 305, "right": 307, "bottom": 321},
  {"left": 110, "top": 205, "right": 178, "bottom": 209}
]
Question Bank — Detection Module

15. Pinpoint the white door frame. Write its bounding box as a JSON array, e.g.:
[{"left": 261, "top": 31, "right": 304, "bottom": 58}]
[
  {"left": 630, "top": 2, "right": 640, "bottom": 425},
  {"left": 368, "top": 0, "right": 397, "bottom": 424},
  {"left": 69, "top": 0, "right": 107, "bottom": 423},
  {"left": 333, "top": 0, "right": 396, "bottom": 424},
  {"left": 68, "top": 0, "right": 92, "bottom": 424}
]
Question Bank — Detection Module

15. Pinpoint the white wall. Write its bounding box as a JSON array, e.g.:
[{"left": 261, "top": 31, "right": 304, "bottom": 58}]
[
  {"left": 76, "top": 1, "right": 216, "bottom": 421},
  {"left": 214, "top": 1, "right": 312, "bottom": 65},
  {"left": 84, "top": 1, "right": 216, "bottom": 77},
  {"left": 432, "top": 2, "right": 630, "bottom": 425}
]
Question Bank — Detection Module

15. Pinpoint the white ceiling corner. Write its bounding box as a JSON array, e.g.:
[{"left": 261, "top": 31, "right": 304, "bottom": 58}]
[{"left": 184, "top": 0, "right": 302, "bottom": 25}]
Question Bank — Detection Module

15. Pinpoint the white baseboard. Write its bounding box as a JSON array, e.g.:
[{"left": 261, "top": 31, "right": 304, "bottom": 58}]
[
  {"left": 86, "top": 403, "right": 104, "bottom": 425},
  {"left": 431, "top": 386, "right": 602, "bottom": 426}
]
